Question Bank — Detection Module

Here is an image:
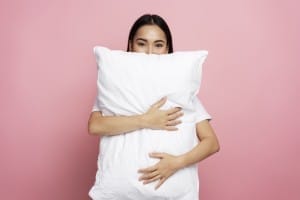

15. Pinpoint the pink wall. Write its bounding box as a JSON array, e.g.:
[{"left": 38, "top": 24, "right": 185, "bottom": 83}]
[{"left": 1, "top": 0, "right": 299, "bottom": 199}]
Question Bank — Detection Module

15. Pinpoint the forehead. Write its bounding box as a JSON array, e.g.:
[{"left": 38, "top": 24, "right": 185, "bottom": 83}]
[{"left": 134, "top": 25, "right": 167, "bottom": 41}]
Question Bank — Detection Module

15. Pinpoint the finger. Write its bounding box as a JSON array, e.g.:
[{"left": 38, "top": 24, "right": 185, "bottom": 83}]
[
  {"left": 166, "top": 120, "right": 181, "bottom": 126},
  {"left": 155, "top": 177, "right": 167, "bottom": 190},
  {"left": 167, "top": 111, "right": 184, "bottom": 121},
  {"left": 138, "top": 165, "right": 157, "bottom": 173},
  {"left": 143, "top": 174, "right": 162, "bottom": 184},
  {"left": 152, "top": 97, "right": 167, "bottom": 108},
  {"left": 139, "top": 171, "right": 159, "bottom": 181},
  {"left": 149, "top": 152, "right": 165, "bottom": 159},
  {"left": 164, "top": 126, "right": 178, "bottom": 131},
  {"left": 166, "top": 107, "right": 182, "bottom": 115}
]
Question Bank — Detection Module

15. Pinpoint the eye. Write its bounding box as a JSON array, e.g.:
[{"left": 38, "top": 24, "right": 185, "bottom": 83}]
[
  {"left": 155, "top": 43, "right": 164, "bottom": 48},
  {"left": 137, "top": 42, "right": 145, "bottom": 46}
]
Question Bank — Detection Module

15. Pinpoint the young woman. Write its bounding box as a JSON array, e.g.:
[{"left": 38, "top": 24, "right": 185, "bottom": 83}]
[{"left": 88, "top": 14, "right": 220, "bottom": 198}]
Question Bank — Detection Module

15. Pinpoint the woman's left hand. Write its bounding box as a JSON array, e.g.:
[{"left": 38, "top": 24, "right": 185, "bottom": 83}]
[{"left": 137, "top": 152, "right": 183, "bottom": 190}]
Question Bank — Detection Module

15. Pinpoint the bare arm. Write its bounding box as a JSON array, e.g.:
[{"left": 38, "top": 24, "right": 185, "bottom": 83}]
[
  {"left": 88, "top": 97, "right": 183, "bottom": 136},
  {"left": 177, "top": 119, "right": 220, "bottom": 167},
  {"left": 138, "top": 119, "right": 220, "bottom": 189}
]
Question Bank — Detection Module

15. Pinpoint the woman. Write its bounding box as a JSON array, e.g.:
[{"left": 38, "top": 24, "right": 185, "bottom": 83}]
[{"left": 88, "top": 14, "right": 220, "bottom": 197}]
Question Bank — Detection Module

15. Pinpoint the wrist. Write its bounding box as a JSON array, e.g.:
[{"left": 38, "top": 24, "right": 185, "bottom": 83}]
[
  {"left": 175, "top": 155, "right": 187, "bottom": 170},
  {"left": 137, "top": 114, "right": 149, "bottom": 129}
]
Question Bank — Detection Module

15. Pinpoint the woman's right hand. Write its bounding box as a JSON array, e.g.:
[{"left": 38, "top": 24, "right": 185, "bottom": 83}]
[{"left": 142, "top": 97, "right": 184, "bottom": 131}]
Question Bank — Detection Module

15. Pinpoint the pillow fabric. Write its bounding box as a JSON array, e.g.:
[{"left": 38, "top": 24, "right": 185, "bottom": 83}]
[{"left": 89, "top": 46, "right": 209, "bottom": 200}]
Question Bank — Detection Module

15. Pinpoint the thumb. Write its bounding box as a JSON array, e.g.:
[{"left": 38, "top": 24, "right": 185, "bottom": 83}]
[
  {"left": 149, "top": 152, "right": 165, "bottom": 159},
  {"left": 152, "top": 97, "right": 167, "bottom": 108}
]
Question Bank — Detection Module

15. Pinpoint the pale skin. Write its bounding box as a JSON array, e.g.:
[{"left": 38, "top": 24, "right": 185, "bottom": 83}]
[{"left": 88, "top": 24, "right": 220, "bottom": 189}]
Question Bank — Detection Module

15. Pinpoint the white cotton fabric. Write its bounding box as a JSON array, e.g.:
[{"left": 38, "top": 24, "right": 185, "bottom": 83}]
[{"left": 89, "top": 46, "right": 211, "bottom": 200}]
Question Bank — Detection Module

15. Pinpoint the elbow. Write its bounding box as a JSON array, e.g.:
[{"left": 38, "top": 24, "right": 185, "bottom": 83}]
[
  {"left": 88, "top": 119, "right": 104, "bottom": 136},
  {"left": 214, "top": 144, "right": 220, "bottom": 153},
  {"left": 88, "top": 125, "right": 105, "bottom": 136},
  {"left": 88, "top": 124, "right": 98, "bottom": 136},
  {"left": 213, "top": 139, "right": 221, "bottom": 153}
]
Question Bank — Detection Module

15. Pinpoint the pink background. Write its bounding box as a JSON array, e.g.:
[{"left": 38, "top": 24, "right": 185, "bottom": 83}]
[{"left": 1, "top": 0, "right": 299, "bottom": 199}]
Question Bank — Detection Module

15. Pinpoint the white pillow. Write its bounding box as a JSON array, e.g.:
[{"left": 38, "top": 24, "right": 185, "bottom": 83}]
[
  {"left": 89, "top": 46, "right": 209, "bottom": 200},
  {"left": 93, "top": 46, "right": 208, "bottom": 120}
]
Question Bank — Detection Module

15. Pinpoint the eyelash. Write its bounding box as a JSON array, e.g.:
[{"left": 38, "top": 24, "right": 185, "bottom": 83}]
[{"left": 137, "top": 43, "right": 164, "bottom": 48}]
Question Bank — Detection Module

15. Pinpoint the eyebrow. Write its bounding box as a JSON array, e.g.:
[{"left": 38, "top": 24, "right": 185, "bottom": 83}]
[{"left": 136, "top": 38, "right": 166, "bottom": 43}]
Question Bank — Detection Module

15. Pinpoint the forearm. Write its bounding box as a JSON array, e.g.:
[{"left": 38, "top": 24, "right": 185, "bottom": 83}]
[
  {"left": 137, "top": 119, "right": 220, "bottom": 189},
  {"left": 176, "top": 119, "right": 220, "bottom": 168},
  {"left": 137, "top": 135, "right": 220, "bottom": 186},
  {"left": 88, "top": 101, "right": 183, "bottom": 137},
  {"left": 88, "top": 113, "right": 148, "bottom": 136},
  {"left": 177, "top": 137, "right": 220, "bottom": 168}
]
